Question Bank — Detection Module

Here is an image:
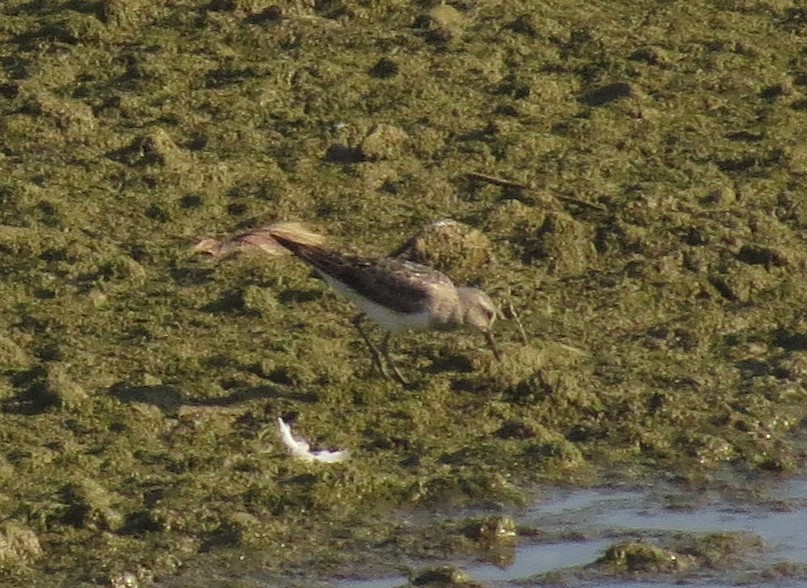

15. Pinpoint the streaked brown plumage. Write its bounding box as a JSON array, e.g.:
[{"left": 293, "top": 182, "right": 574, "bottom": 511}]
[
  {"left": 265, "top": 224, "right": 500, "bottom": 384},
  {"left": 193, "top": 221, "right": 500, "bottom": 383}
]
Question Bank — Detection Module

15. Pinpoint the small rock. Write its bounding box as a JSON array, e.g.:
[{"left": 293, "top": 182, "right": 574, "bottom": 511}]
[
  {"left": 369, "top": 57, "right": 399, "bottom": 79},
  {"left": 411, "top": 565, "right": 479, "bottom": 586},
  {"left": 629, "top": 46, "right": 672, "bottom": 67},
  {"left": 704, "top": 185, "right": 737, "bottom": 206},
  {"left": 709, "top": 261, "right": 772, "bottom": 302},
  {"left": 0, "top": 454, "right": 15, "bottom": 481},
  {"left": 508, "top": 13, "right": 541, "bottom": 37},
  {"left": 423, "top": 5, "right": 467, "bottom": 43},
  {"left": 118, "top": 127, "right": 189, "bottom": 168},
  {"left": 484, "top": 199, "right": 536, "bottom": 234},
  {"left": 47, "top": 364, "right": 89, "bottom": 409},
  {"left": 241, "top": 285, "right": 278, "bottom": 316},
  {"left": 736, "top": 243, "right": 792, "bottom": 267},
  {"left": 474, "top": 515, "right": 517, "bottom": 547},
  {"left": 0, "top": 335, "right": 30, "bottom": 369},
  {"left": 101, "top": 0, "right": 161, "bottom": 28},
  {"left": 110, "top": 571, "right": 140, "bottom": 588},
  {"left": 525, "top": 211, "right": 596, "bottom": 277},
  {"left": 599, "top": 540, "right": 681, "bottom": 573},
  {"left": 785, "top": 143, "right": 807, "bottom": 174},
  {"left": 359, "top": 124, "right": 409, "bottom": 160},
  {"left": 0, "top": 521, "right": 42, "bottom": 566},
  {"left": 62, "top": 478, "right": 125, "bottom": 531},
  {"left": 27, "top": 92, "right": 96, "bottom": 140},
  {"left": 391, "top": 219, "right": 494, "bottom": 282},
  {"left": 581, "top": 81, "right": 637, "bottom": 107}
]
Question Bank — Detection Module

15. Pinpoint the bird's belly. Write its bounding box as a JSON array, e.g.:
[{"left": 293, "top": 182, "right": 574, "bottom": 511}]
[
  {"left": 318, "top": 273, "right": 432, "bottom": 333},
  {"left": 361, "top": 299, "right": 433, "bottom": 333}
]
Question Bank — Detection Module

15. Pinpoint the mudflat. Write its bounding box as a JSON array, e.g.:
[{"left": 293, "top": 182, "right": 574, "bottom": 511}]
[{"left": 0, "top": 1, "right": 805, "bottom": 585}]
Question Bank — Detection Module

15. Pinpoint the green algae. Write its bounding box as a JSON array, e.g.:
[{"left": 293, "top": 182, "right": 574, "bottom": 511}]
[
  {"left": 588, "top": 531, "right": 766, "bottom": 582},
  {"left": 1, "top": 0, "right": 806, "bottom": 585}
]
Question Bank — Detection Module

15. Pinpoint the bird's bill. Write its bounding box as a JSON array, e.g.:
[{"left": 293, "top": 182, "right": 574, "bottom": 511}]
[{"left": 484, "top": 331, "right": 502, "bottom": 361}]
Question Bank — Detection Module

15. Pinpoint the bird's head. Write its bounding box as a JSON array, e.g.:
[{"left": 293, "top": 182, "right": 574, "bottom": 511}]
[{"left": 456, "top": 287, "right": 501, "bottom": 360}]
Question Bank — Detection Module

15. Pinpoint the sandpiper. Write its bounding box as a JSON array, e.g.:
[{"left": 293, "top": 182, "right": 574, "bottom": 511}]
[{"left": 260, "top": 222, "right": 501, "bottom": 384}]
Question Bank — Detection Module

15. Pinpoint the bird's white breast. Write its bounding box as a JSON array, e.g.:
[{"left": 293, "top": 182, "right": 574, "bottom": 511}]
[{"left": 318, "top": 272, "right": 434, "bottom": 333}]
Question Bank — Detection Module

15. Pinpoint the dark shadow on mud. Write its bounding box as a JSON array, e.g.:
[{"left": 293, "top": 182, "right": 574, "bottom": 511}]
[
  {"left": 277, "top": 288, "right": 323, "bottom": 305},
  {"left": 107, "top": 381, "right": 318, "bottom": 415},
  {"left": 2, "top": 366, "right": 57, "bottom": 415},
  {"left": 187, "top": 384, "right": 319, "bottom": 406},
  {"left": 199, "top": 287, "right": 321, "bottom": 315},
  {"left": 773, "top": 328, "right": 807, "bottom": 351},
  {"left": 322, "top": 143, "right": 363, "bottom": 163},
  {"left": 109, "top": 382, "right": 185, "bottom": 416},
  {"left": 169, "top": 265, "right": 215, "bottom": 287},
  {"left": 199, "top": 290, "right": 257, "bottom": 315},
  {"left": 426, "top": 353, "right": 475, "bottom": 375}
]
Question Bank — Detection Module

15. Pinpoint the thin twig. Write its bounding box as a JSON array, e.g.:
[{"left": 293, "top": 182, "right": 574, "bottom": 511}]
[
  {"left": 466, "top": 171, "right": 529, "bottom": 190},
  {"left": 501, "top": 299, "right": 529, "bottom": 345},
  {"left": 554, "top": 194, "right": 607, "bottom": 212},
  {"left": 466, "top": 171, "right": 607, "bottom": 212}
]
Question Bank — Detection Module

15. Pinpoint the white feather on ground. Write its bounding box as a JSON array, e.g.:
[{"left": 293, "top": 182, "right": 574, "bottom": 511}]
[{"left": 276, "top": 417, "right": 350, "bottom": 463}]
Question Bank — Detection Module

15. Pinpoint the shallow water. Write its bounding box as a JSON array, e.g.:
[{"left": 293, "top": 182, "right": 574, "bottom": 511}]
[
  {"left": 332, "top": 476, "right": 807, "bottom": 588},
  {"left": 3, "top": 1, "right": 806, "bottom": 583}
]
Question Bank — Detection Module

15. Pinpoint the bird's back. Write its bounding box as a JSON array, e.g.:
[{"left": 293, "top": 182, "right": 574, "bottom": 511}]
[{"left": 269, "top": 231, "right": 458, "bottom": 319}]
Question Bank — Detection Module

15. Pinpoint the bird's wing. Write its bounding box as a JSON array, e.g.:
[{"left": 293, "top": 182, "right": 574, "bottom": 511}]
[{"left": 270, "top": 234, "right": 453, "bottom": 314}]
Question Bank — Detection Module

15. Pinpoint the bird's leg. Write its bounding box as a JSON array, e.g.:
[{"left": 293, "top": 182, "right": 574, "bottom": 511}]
[
  {"left": 484, "top": 331, "right": 502, "bottom": 361},
  {"left": 351, "top": 314, "right": 385, "bottom": 372},
  {"left": 352, "top": 313, "right": 406, "bottom": 384},
  {"left": 380, "top": 332, "right": 408, "bottom": 385}
]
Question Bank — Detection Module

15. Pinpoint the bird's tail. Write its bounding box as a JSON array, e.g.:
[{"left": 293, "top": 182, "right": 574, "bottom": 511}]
[{"left": 264, "top": 221, "right": 327, "bottom": 248}]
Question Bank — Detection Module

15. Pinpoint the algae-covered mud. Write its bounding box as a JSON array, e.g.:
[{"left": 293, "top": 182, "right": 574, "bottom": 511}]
[{"left": 0, "top": 0, "right": 806, "bottom": 585}]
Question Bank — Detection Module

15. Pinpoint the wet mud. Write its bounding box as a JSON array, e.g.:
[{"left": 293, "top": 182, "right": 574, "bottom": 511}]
[{"left": 0, "top": 0, "right": 806, "bottom": 585}]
